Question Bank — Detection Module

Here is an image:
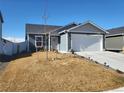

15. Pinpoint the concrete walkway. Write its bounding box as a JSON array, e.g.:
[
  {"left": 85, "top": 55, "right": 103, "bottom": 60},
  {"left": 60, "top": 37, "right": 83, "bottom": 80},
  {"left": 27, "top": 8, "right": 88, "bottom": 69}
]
[{"left": 76, "top": 51, "right": 124, "bottom": 72}]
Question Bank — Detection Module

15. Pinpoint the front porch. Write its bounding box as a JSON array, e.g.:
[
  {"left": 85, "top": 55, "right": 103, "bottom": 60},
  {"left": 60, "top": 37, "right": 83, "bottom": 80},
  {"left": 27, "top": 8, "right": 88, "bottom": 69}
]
[{"left": 27, "top": 33, "right": 60, "bottom": 52}]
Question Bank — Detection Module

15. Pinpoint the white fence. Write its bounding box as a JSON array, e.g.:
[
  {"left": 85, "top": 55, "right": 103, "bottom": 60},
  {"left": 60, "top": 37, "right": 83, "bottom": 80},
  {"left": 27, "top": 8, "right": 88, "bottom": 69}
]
[
  {"left": 18, "top": 41, "right": 27, "bottom": 54},
  {"left": 0, "top": 39, "right": 27, "bottom": 56}
]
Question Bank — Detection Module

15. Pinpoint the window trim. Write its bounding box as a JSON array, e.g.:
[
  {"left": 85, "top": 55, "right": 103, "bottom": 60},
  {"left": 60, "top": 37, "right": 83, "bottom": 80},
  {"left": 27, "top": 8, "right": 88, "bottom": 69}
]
[{"left": 35, "top": 35, "right": 43, "bottom": 48}]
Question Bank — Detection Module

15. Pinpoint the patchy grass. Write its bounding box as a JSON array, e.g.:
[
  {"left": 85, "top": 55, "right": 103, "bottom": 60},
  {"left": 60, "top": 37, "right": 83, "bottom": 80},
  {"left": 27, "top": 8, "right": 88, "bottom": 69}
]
[{"left": 0, "top": 52, "right": 124, "bottom": 92}]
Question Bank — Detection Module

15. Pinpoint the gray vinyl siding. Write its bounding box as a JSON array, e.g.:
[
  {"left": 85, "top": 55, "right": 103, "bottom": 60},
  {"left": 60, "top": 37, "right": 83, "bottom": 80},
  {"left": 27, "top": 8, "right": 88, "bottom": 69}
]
[
  {"left": 29, "top": 34, "right": 36, "bottom": 52},
  {"left": 0, "top": 21, "right": 2, "bottom": 38},
  {"left": 105, "top": 36, "right": 124, "bottom": 50},
  {"left": 60, "top": 33, "right": 68, "bottom": 52}
]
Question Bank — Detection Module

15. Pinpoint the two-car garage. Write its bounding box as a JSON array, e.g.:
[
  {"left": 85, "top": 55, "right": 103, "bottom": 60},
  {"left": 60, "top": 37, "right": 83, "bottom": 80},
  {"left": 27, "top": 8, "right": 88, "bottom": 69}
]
[
  {"left": 71, "top": 34, "right": 103, "bottom": 52},
  {"left": 59, "top": 33, "right": 104, "bottom": 52},
  {"left": 58, "top": 21, "right": 106, "bottom": 52}
]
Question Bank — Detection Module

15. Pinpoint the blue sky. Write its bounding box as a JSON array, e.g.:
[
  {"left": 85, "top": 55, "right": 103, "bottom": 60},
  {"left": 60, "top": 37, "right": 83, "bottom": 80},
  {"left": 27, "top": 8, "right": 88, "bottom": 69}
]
[{"left": 0, "top": 0, "right": 124, "bottom": 41}]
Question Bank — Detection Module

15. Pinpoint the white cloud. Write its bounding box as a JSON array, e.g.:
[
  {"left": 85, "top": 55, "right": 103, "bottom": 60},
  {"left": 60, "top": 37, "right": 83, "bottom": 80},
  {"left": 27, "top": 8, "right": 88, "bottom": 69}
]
[{"left": 3, "top": 37, "right": 25, "bottom": 43}]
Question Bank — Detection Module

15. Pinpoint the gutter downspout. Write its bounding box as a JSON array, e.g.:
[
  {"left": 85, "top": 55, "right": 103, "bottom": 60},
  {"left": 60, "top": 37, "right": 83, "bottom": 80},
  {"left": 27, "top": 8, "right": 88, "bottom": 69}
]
[
  {"left": 66, "top": 32, "right": 68, "bottom": 52},
  {"left": 103, "top": 34, "right": 105, "bottom": 51},
  {"left": 27, "top": 34, "right": 29, "bottom": 52}
]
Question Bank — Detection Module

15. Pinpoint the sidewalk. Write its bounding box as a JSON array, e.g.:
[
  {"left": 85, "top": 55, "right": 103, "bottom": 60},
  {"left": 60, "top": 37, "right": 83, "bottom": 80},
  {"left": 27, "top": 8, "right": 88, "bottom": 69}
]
[{"left": 106, "top": 87, "right": 124, "bottom": 92}]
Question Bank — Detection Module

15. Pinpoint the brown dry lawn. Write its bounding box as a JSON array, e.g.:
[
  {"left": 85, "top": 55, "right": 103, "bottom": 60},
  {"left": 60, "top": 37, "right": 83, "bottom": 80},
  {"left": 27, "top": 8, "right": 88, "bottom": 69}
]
[{"left": 0, "top": 52, "right": 124, "bottom": 92}]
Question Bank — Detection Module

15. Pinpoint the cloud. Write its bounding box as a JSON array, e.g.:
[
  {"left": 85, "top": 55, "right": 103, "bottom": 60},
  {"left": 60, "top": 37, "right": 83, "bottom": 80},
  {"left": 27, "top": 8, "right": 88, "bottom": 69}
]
[{"left": 3, "top": 37, "right": 25, "bottom": 43}]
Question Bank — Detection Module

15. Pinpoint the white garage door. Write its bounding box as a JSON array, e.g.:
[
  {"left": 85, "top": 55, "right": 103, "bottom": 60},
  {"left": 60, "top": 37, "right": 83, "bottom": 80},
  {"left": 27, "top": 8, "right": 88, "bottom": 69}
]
[{"left": 71, "top": 34, "right": 103, "bottom": 52}]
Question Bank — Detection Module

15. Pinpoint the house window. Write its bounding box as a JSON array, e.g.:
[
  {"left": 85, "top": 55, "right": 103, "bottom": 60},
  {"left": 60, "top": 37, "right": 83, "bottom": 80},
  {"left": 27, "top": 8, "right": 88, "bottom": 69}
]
[{"left": 35, "top": 35, "right": 43, "bottom": 48}]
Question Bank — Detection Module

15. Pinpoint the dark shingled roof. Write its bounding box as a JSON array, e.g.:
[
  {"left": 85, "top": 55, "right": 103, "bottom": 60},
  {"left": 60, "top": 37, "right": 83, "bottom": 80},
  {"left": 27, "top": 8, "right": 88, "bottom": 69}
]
[
  {"left": 26, "top": 24, "right": 62, "bottom": 34},
  {"left": 107, "top": 26, "right": 124, "bottom": 35},
  {"left": 51, "top": 22, "right": 78, "bottom": 36},
  {"left": 0, "top": 11, "right": 4, "bottom": 23}
]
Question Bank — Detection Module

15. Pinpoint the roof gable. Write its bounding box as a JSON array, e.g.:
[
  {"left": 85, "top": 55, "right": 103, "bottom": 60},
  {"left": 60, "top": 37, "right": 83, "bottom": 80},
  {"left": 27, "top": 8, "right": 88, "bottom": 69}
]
[
  {"left": 0, "top": 11, "right": 4, "bottom": 23},
  {"left": 68, "top": 21, "right": 106, "bottom": 34},
  {"left": 26, "top": 24, "right": 62, "bottom": 34},
  {"left": 51, "top": 22, "right": 78, "bottom": 35}
]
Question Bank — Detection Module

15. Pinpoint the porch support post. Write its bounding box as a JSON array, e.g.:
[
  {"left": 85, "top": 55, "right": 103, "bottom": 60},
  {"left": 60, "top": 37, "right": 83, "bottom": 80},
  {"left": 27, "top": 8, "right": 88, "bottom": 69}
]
[{"left": 48, "top": 32, "right": 51, "bottom": 51}]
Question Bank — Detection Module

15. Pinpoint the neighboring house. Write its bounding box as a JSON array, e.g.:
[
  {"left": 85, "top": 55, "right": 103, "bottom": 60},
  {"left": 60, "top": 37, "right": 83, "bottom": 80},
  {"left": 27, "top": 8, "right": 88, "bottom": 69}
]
[
  {"left": 0, "top": 11, "right": 15, "bottom": 56},
  {"left": 51, "top": 21, "right": 106, "bottom": 52},
  {"left": 0, "top": 11, "right": 4, "bottom": 39},
  {"left": 25, "top": 24, "right": 62, "bottom": 52},
  {"left": 105, "top": 27, "right": 124, "bottom": 51}
]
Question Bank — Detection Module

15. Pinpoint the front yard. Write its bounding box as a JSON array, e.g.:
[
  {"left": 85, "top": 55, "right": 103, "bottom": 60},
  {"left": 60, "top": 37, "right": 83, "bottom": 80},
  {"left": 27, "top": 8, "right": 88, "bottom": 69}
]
[{"left": 0, "top": 52, "right": 124, "bottom": 92}]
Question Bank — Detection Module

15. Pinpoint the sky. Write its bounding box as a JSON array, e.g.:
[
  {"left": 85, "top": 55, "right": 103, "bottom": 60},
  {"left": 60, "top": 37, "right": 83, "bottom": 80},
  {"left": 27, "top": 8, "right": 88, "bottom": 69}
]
[{"left": 0, "top": 0, "right": 124, "bottom": 41}]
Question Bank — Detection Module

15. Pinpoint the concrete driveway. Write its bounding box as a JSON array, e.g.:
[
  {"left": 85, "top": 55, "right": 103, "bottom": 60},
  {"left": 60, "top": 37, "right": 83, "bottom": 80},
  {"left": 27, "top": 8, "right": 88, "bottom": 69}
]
[{"left": 76, "top": 51, "right": 124, "bottom": 72}]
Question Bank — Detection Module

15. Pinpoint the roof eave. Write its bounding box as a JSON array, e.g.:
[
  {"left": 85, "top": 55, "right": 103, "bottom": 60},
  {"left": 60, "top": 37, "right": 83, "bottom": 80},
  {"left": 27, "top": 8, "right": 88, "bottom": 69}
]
[{"left": 106, "top": 33, "right": 124, "bottom": 37}]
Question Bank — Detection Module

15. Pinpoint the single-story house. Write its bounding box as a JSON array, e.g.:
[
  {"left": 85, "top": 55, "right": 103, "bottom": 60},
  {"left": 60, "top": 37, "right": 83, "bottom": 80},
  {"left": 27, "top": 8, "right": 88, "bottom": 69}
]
[
  {"left": 51, "top": 21, "right": 106, "bottom": 52},
  {"left": 105, "top": 27, "right": 124, "bottom": 51},
  {"left": 25, "top": 24, "right": 62, "bottom": 52},
  {"left": 0, "top": 11, "right": 4, "bottom": 39},
  {"left": 26, "top": 21, "right": 106, "bottom": 53}
]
